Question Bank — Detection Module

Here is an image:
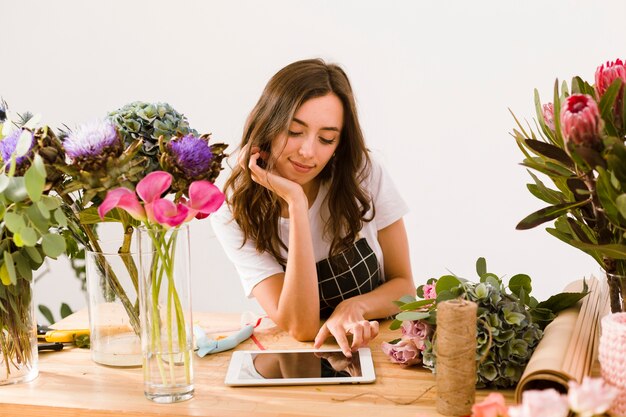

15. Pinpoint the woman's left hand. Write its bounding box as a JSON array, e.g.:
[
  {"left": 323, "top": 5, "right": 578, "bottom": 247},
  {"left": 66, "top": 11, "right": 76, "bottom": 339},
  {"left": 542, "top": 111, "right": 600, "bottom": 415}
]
[{"left": 312, "top": 299, "right": 379, "bottom": 358}]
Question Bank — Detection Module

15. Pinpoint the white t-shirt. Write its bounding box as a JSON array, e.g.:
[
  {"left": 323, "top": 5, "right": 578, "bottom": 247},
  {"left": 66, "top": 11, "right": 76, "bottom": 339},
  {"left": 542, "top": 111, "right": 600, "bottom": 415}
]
[{"left": 211, "top": 156, "right": 409, "bottom": 298}]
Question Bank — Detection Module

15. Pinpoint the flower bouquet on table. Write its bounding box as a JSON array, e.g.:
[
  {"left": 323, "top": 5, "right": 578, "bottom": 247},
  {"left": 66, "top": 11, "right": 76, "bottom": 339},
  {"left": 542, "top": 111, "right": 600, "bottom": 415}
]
[
  {"left": 98, "top": 169, "right": 225, "bottom": 402},
  {"left": 511, "top": 58, "right": 626, "bottom": 312},
  {"left": 383, "top": 258, "right": 587, "bottom": 388},
  {"left": 55, "top": 102, "right": 227, "bottom": 339},
  {"left": 0, "top": 105, "right": 67, "bottom": 384}
]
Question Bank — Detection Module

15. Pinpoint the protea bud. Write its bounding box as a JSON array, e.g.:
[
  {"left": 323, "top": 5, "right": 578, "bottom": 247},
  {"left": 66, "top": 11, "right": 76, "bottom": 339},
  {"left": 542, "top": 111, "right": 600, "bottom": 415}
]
[
  {"left": 595, "top": 59, "right": 626, "bottom": 98},
  {"left": 0, "top": 128, "right": 34, "bottom": 174},
  {"left": 64, "top": 120, "right": 123, "bottom": 171},
  {"left": 159, "top": 133, "right": 227, "bottom": 195},
  {"left": 561, "top": 94, "right": 604, "bottom": 148},
  {"left": 542, "top": 103, "right": 555, "bottom": 131}
]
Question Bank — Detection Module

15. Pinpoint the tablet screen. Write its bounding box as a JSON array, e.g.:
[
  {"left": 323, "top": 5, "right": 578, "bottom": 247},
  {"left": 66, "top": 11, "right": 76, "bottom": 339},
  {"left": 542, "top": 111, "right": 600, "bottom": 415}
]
[{"left": 239, "top": 350, "right": 362, "bottom": 380}]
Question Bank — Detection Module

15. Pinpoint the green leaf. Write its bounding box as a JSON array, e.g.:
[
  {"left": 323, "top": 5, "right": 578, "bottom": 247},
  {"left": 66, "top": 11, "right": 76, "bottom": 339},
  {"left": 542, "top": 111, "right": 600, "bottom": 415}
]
[
  {"left": 15, "top": 130, "right": 33, "bottom": 157},
  {"left": 18, "top": 227, "right": 38, "bottom": 247},
  {"left": 41, "top": 195, "right": 61, "bottom": 210},
  {"left": 25, "top": 159, "right": 46, "bottom": 202},
  {"left": 536, "top": 291, "right": 589, "bottom": 315},
  {"left": 616, "top": 194, "right": 626, "bottom": 219},
  {"left": 599, "top": 78, "right": 622, "bottom": 124},
  {"left": 38, "top": 304, "right": 55, "bottom": 325},
  {"left": 509, "top": 274, "right": 532, "bottom": 300},
  {"left": 389, "top": 319, "right": 403, "bottom": 331},
  {"left": 552, "top": 79, "right": 564, "bottom": 148},
  {"left": 79, "top": 206, "right": 121, "bottom": 224},
  {"left": 526, "top": 170, "right": 564, "bottom": 205},
  {"left": 399, "top": 299, "right": 435, "bottom": 311},
  {"left": 4, "top": 211, "right": 25, "bottom": 233},
  {"left": 24, "top": 246, "right": 42, "bottom": 264},
  {"left": 524, "top": 139, "right": 573, "bottom": 167},
  {"left": 60, "top": 303, "right": 73, "bottom": 318},
  {"left": 3, "top": 251, "right": 16, "bottom": 285},
  {"left": 516, "top": 200, "right": 590, "bottom": 230},
  {"left": 4, "top": 177, "right": 28, "bottom": 203},
  {"left": 476, "top": 257, "right": 487, "bottom": 277},
  {"left": 568, "top": 241, "right": 626, "bottom": 260},
  {"left": 36, "top": 200, "right": 51, "bottom": 220},
  {"left": 54, "top": 208, "right": 67, "bottom": 227},
  {"left": 395, "top": 311, "right": 430, "bottom": 321},
  {"left": 0, "top": 174, "right": 9, "bottom": 194},
  {"left": 13, "top": 252, "right": 32, "bottom": 282},
  {"left": 42, "top": 233, "right": 66, "bottom": 258},
  {"left": 435, "top": 275, "right": 461, "bottom": 294}
]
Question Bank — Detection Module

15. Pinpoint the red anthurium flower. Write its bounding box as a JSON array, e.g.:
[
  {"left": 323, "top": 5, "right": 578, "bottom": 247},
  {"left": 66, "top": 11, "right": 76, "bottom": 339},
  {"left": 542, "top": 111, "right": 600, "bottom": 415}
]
[
  {"left": 152, "top": 199, "right": 190, "bottom": 228},
  {"left": 98, "top": 188, "right": 146, "bottom": 221},
  {"left": 184, "top": 180, "right": 225, "bottom": 221}
]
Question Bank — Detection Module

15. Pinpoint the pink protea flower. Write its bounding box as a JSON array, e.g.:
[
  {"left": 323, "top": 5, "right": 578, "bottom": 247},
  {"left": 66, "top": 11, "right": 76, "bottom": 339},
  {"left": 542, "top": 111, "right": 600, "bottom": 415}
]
[
  {"left": 560, "top": 94, "right": 603, "bottom": 148},
  {"left": 400, "top": 320, "right": 431, "bottom": 350},
  {"left": 381, "top": 339, "right": 421, "bottom": 366},
  {"left": 423, "top": 283, "right": 437, "bottom": 300},
  {"left": 471, "top": 392, "right": 509, "bottom": 417},
  {"left": 542, "top": 103, "right": 555, "bottom": 131},
  {"left": 595, "top": 59, "right": 626, "bottom": 98},
  {"left": 508, "top": 389, "right": 569, "bottom": 417},
  {"left": 567, "top": 377, "right": 618, "bottom": 417}
]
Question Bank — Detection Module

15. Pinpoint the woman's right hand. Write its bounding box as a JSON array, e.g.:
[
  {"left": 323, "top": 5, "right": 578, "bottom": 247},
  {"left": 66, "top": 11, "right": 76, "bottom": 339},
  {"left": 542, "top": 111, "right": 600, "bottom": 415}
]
[{"left": 239, "top": 144, "right": 305, "bottom": 205}]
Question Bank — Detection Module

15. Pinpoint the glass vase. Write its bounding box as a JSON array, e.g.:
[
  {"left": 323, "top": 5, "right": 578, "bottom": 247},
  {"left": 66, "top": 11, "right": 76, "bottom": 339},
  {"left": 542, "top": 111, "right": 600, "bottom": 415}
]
[
  {"left": 606, "top": 271, "right": 626, "bottom": 313},
  {"left": 86, "top": 241, "right": 142, "bottom": 367},
  {"left": 0, "top": 278, "right": 38, "bottom": 385},
  {"left": 137, "top": 224, "right": 193, "bottom": 403}
]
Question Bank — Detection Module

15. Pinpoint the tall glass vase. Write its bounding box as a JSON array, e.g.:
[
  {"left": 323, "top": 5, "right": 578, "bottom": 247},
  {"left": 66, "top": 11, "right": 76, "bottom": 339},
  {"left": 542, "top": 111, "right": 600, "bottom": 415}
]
[
  {"left": 0, "top": 278, "right": 37, "bottom": 385},
  {"left": 137, "top": 224, "right": 193, "bottom": 403},
  {"left": 86, "top": 241, "right": 142, "bottom": 367}
]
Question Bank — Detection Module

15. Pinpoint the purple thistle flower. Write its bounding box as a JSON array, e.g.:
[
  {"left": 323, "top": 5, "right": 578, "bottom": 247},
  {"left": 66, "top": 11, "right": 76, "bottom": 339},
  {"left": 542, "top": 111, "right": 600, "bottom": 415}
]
[
  {"left": 168, "top": 134, "right": 213, "bottom": 178},
  {"left": 64, "top": 120, "right": 121, "bottom": 161},
  {"left": 0, "top": 128, "right": 34, "bottom": 168}
]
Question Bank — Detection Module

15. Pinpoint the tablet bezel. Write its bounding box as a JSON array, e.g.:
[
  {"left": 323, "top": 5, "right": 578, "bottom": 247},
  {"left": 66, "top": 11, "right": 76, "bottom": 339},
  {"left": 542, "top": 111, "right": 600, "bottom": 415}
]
[{"left": 224, "top": 347, "right": 376, "bottom": 386}]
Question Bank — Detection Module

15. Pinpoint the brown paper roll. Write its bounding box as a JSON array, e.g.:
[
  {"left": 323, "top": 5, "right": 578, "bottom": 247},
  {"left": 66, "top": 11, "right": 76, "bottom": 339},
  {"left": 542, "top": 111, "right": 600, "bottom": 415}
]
[{"left": 436, "top": 299, "right": 477, "bottom": 416}]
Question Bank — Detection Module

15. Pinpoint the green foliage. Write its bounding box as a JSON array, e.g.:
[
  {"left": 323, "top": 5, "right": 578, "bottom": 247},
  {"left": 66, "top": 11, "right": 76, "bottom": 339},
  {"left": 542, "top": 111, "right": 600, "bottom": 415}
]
[
  {"left": 511, "top": 67, "right": 626, "bottom": 313},
  {"left": 391, "top": 257, "right": 588, "bottom": 389}
]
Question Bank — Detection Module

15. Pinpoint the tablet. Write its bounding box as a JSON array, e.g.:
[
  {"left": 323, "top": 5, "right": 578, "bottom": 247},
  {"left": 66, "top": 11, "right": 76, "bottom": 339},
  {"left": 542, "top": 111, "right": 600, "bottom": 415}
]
[{"left": 224, "top": 348, "right": 376, "bottom": 386}]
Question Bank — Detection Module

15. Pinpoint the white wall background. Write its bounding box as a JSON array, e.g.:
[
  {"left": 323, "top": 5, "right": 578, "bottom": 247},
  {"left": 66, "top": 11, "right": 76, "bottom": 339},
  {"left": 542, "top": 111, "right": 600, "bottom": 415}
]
[{"left": 2, "top": 0, "right": 623, "bottom": 322}]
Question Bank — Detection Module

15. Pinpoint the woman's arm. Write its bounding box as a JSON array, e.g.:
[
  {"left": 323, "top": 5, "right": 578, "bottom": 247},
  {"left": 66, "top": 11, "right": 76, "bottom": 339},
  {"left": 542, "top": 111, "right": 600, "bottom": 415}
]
[
  {"left": 247, "top": 149, "right": 321, "bottom": 341},
  {"left": 314, "top": 218, "right": 414, "bottom": 355}
]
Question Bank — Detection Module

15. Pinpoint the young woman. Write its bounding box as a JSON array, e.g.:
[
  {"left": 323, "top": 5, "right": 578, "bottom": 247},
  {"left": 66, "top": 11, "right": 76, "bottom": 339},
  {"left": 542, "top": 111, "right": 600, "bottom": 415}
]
[{"left": 211, "top": 59, "right": 414, "bottom": 357}]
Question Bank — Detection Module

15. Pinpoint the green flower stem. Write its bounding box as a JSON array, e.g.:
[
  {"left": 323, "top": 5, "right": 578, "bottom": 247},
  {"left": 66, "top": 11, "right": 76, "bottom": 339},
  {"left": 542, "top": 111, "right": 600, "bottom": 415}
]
[
  {"left": 144, "top": 226, "right": 190, "bottom": 387},
  {"left": 58, "top": 193, "right": 141, "bottom": 335},
  {"left": 0, "top": 280, "right": 34, "bottom": 379}
]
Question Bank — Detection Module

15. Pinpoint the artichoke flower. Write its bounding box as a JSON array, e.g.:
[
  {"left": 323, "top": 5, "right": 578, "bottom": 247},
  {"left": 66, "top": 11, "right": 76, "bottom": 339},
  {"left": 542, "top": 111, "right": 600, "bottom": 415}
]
[
  {"left": 159, "top": 133, "right": 227, "bottom": 195},
  {"left": 0, "top": 128, "right": 34, "bottom": 175},
  {"left": 60, "top": 120, "right": 145, "bottom": 204},
  {"left": 108, "top": 101, "right": 195, "bottom": 174}
]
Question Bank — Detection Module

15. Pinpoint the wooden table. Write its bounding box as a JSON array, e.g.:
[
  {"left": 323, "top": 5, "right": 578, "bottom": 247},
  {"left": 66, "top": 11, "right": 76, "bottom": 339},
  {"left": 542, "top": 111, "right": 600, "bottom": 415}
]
[{"left": 0, "top": 312, "right": 514, "bottom": 417}]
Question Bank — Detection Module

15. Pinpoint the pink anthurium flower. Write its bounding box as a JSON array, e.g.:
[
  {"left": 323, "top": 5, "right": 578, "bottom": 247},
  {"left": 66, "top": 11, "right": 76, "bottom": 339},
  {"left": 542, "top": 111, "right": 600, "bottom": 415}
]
[
  {"left": 98, "top": 188, "right": 146, "bottom": 221},
  {"left": 184, "top": 180, "right": 225, "bottom": 221},
  {"left": 152, "top": 199, "right": 190, "bottom": 228},
  {"left": 137, "top": 171, "right": 173, "bottom": 222}
]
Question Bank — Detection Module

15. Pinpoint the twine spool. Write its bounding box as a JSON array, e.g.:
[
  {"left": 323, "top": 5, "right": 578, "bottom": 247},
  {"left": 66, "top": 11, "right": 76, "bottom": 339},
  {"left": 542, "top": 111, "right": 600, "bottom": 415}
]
[
  {"left": 599, "top": 312, "right": 626, "bottom": 416},
  {"left": 435, "top": 299, "right": 477, "bottom": 416}
]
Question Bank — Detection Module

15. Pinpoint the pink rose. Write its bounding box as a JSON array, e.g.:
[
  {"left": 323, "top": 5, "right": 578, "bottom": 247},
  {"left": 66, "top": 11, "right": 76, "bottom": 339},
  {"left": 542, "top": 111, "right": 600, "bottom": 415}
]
[
  {"left": 423, "top": 284, "right": 437, "bottom": 300},
  {"left": 472, "top": 392, "right": 509, "bottom": 417},
  {"left": 568, "top": 377, "right": 618, "bottom": 417},
  {"left": 560, "top": 94, "right": 603, "bottom": 149},
  {"left": 381, "top": 339, "right": 421, "bottom": 366},
  {"left": 401, "top": 320, "right": 432, "bottom": 350},
  {"left": 595, "top": 59, "right": 626, "bottom": 98},
  {"left": 542, "top": 103, "right": 555, "bottom": 131},
  {"left": 508, "top": 389, "right": 569, "bottom": 417}
]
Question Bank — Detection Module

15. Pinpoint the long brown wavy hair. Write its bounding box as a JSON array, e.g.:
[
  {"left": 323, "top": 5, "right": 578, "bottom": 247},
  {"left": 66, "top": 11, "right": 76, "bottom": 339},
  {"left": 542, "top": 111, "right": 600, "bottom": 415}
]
[{"left": 224, "top": 58, "right": 373, "bottom": 265}]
